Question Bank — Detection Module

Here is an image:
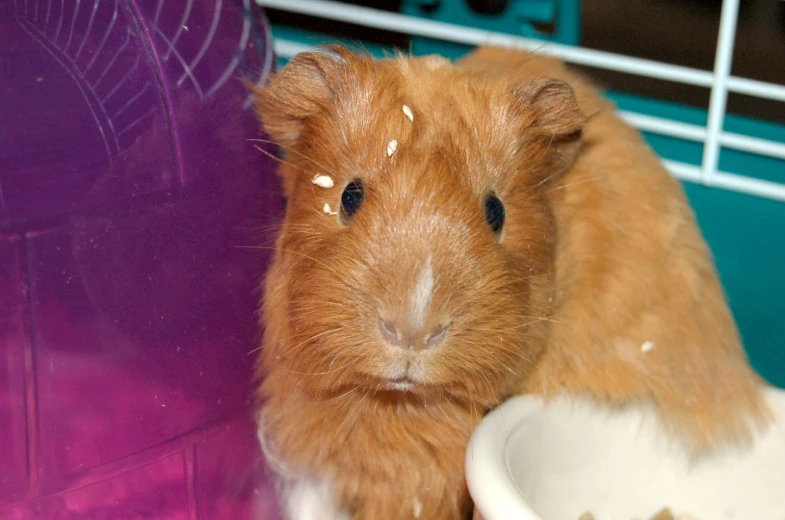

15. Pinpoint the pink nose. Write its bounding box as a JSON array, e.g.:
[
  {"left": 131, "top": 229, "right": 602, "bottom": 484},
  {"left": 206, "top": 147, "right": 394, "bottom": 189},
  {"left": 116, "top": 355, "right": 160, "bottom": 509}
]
[{"left": 378, "top": 317, "right": 449, "bottom": 351}]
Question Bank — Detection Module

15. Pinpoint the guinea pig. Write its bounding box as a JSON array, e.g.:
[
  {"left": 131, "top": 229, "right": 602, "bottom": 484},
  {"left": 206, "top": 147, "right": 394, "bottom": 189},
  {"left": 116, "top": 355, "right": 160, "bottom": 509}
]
[{"left": 250, "top": 44, "right": 771, "bottom": 520}]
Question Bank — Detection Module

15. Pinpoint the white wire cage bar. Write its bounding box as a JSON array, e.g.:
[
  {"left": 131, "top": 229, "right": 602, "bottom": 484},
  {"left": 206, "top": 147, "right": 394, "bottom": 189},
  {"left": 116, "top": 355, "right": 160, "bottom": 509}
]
[
  {"left": 701, "top": 0, "right": 739, "bottom": 186},
  {"left": 257, "top": 0, "right": 785, "bottom": 203}
]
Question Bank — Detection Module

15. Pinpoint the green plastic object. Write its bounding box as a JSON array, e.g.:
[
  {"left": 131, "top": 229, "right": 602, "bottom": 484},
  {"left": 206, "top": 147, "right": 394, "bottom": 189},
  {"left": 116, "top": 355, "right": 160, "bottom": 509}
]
[{"left": 400, "top": 0, "right": 581, "bottom": 60}]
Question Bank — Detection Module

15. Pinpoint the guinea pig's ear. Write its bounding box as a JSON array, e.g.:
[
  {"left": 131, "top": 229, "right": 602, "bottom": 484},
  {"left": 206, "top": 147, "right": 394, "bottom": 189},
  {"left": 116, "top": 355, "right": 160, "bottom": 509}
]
[
  {"left": 253, "top": 46, "right": 354, "bottom": 148},
  {"left": 516, "top": 78, "right": 586, "bottom": 175},
  {"left": 518, "top": 78, "right": 584, "bottom": 137}
]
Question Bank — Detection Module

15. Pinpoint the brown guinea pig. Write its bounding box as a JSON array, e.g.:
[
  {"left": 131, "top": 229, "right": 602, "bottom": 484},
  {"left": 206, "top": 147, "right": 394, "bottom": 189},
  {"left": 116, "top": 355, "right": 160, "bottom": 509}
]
[{"left": 251, "top": 45, "right": 770, "bottom": 520}]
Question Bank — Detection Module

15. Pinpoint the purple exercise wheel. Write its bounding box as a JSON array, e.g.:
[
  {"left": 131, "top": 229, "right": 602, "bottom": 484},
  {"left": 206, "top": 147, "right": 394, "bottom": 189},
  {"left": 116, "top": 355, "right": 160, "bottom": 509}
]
[{"left": 0, "top": 0, "right": 283, "bottom": 518}]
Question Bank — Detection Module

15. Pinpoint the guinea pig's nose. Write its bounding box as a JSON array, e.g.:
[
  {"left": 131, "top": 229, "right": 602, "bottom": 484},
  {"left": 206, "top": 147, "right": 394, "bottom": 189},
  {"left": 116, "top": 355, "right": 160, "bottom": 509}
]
[{"left": 378, "top": 317, "right": 448, "bottom": 351}]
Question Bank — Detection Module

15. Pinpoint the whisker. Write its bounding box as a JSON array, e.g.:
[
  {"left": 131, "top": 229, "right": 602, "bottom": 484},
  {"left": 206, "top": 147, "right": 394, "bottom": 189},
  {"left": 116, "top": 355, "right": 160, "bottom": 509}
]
[
  {"left": 248, "top": 326, "right": 345, "bottom": 356},
  {"left": 483, "top": 313, "right": 563, "bottom": 324},
  {"left": 324, "top": 385, "right": 360, "bottom": 403},
  {"left": 288, "top": 299, "right": 349, "bottom": 309},
  {"left": 249, "top": 138, "right": 340, "bottom": 179},
  {"left": 252, "top": 144, "right": 303, "bottom": 173},
  {"left": 278, "top": 326, "right": 346, "bottom": 360},
  {"left": 289, "top": 360, "right": 353, "bottom": 376},
  {"left": 236, "top": 245, "right": 338, "bottom": 275},
  {"left": 473, "top": 317, "right": 551, "bottom": 332},
  {"left": 542, "top": 176, "right": 603, "bottom": 195}
]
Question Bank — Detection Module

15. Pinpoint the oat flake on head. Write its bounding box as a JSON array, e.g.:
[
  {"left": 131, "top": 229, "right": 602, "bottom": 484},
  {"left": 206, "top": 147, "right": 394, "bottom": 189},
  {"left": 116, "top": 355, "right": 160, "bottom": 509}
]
[
  {"left": 402, "top": 104, "right": 414, "bottom": 122},
  {"left": 386, "top": 139, "right": 398, "bottom": 157},
  {"left": 312, "top": 174, "right": 335, "bottom": 188}
]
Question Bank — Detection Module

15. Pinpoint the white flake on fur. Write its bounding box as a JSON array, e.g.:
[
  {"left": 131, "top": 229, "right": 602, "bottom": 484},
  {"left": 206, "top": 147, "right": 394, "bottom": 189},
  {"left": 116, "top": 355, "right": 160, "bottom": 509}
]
[
  {"left": 403, "top": 104, "right": 414, "bottom": 122},
  {"left": 323, "top": 203, "right": 338, "bottom": 215},
  {"left": 312, "top": 174, "right": 335, "bottom": 188},
  {"left": 387, "top": 139, "right": 398, "bottom": 157}
]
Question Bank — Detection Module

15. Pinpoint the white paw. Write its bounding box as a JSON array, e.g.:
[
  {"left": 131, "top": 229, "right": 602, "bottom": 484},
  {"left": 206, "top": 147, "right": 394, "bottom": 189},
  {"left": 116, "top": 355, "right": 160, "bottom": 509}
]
[
  {"left": 282, "top": 476, "right": 350, "bottom": 520},
  {"left": 257, "top": 421, "right": 348, "bottom": 520}
]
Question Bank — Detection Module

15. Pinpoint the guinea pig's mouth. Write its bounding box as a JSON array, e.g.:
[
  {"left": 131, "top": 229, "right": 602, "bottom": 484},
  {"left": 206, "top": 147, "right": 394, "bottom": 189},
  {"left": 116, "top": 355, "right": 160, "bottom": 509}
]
[
  {"left": 381, "top": 358, "right": 429, "bottom": 392},
  {"left": 385, "top": 376, "right": 417, "bottom": 392}
]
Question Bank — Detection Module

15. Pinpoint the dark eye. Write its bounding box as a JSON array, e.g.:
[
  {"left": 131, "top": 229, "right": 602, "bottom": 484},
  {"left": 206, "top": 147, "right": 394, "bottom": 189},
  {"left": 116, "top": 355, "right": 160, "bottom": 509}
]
[
  {"left": 484, "top": 193, "right": 505, "bottom": 235},
  {"left": 340, "top": 180, "right": 365, "bottom": 221}
]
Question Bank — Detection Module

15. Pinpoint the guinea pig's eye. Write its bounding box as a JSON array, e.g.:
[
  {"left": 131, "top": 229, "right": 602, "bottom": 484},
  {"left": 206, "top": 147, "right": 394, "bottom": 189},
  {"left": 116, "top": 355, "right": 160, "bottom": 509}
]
[
  {"left": 340, "top": 180, "right": 365, "bottom": 222},
  {"left": 484, "top": 193, "right": 505, "bottom": 235}
]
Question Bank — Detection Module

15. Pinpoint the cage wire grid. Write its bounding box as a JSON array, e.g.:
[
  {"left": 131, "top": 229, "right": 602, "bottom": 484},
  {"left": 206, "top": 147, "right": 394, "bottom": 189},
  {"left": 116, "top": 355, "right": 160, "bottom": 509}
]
[{"left": 256, "top": 0, "right": 785, "bottom": 204}]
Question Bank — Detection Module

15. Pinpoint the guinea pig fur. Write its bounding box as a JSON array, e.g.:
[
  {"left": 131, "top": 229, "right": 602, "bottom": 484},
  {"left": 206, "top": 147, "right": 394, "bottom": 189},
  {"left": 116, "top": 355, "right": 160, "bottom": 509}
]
[{"left": 251, "top": 45, "right": 770, "bottom": 520}]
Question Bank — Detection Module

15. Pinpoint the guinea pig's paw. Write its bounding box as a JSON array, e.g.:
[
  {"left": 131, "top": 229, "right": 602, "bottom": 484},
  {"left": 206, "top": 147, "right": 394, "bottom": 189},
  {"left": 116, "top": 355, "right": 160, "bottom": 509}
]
[
  {"left": 257, "top": 423, "right": 294, "bottom": 478},
  {"left": 282, "top": 475, "right": 350, "bottom": 520}
]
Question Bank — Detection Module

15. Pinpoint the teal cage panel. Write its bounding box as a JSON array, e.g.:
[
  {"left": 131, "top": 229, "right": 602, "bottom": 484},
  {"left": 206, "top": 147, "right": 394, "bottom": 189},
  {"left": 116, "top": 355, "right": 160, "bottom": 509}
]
[
  {"left": 400, "top": 0, "right": 581, "bottom": 59},
  {"left": 269, "top": 37, "right": 785, "bottom": 388},
  {"left": 682, "top": 183, "right": 785, "bottom": 389}
]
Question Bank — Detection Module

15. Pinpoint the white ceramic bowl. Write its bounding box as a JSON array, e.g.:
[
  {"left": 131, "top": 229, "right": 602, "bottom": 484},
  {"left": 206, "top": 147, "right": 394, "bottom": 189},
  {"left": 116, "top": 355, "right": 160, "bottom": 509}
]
[{"left": 466, "top": 388, "right": 785, "bottom": 520}]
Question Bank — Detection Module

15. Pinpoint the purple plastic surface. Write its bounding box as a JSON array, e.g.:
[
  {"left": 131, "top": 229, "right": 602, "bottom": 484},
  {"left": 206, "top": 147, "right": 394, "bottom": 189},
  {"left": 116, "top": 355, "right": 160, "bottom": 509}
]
[{"left": 0, "top": 1, "right": 284, "bottom": 518}]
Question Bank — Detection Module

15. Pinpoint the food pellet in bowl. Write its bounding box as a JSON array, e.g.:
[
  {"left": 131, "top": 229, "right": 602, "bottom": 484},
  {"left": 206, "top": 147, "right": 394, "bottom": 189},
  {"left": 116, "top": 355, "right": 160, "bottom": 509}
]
[
  {"left": 578, "top": 507, "right": 694, "bottom": 520},
  {"left": 650, "top": 508, "right": 674, "bottom": 520}
]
